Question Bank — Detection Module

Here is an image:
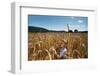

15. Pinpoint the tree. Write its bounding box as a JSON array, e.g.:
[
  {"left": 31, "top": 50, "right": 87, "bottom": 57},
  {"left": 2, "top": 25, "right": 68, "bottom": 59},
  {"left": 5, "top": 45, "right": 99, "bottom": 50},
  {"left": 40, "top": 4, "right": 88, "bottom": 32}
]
[
  {"left": 74, "top": 29, "right": 78, "bottom": 32},
  {"left": 69, "top": 30, "right": 73, "bottom": 32}
]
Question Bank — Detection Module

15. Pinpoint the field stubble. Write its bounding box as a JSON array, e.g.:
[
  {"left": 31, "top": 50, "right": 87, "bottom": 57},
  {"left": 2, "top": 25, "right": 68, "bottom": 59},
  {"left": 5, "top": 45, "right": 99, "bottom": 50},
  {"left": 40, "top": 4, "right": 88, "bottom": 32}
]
[{"left": 28, "top": 32, "right": 88, "bottom": 61}]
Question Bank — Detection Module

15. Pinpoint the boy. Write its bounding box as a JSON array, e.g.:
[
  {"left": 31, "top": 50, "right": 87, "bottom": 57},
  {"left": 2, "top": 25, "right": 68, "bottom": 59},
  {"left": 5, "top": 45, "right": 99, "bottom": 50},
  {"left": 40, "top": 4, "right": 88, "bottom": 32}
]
[{"left": 59, "top": 39, "right": 68, "bottom": 59}]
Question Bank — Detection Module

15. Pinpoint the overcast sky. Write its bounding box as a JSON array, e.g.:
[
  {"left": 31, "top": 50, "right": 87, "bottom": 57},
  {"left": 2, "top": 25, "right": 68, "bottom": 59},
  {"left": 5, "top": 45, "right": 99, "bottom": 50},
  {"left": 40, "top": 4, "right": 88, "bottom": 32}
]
[{"left": 28, "top": 15, "right": 88, "bottom": 31}]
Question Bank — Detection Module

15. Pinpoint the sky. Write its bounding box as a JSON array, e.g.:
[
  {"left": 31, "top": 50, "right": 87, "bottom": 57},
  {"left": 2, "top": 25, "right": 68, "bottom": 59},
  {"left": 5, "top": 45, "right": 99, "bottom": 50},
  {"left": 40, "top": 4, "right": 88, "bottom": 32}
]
[{"left": 28, "top": 15, "right": 88, "bottom": 31}]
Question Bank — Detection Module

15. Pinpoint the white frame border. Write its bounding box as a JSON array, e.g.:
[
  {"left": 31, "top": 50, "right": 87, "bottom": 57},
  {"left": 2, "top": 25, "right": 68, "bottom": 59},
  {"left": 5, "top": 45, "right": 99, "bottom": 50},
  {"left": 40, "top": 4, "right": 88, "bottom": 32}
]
[{"left": 11, "top": 2, "right": 97, "bottom": 74}]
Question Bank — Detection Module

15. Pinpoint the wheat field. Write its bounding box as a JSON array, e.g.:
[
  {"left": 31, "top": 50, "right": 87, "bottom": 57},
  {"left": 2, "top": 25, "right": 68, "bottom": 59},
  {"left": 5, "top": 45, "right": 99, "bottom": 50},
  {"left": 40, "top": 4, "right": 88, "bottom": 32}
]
[{"left": 28, "top": 32, "right": 88, "bottom": 61}]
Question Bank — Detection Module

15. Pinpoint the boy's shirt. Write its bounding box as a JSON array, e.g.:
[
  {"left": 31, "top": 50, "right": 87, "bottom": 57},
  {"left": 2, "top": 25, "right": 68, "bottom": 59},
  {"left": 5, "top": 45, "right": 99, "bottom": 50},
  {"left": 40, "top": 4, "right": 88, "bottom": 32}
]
[{"left": 60, "top": 48, "right": 67, "bottom": 58}]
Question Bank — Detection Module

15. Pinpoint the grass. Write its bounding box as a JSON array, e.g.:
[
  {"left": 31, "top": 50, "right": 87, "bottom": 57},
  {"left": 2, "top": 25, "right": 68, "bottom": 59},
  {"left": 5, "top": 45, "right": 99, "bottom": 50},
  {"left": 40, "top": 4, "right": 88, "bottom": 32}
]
[{"left": 28, "top": 32, "right": 88, "bottom": 61}]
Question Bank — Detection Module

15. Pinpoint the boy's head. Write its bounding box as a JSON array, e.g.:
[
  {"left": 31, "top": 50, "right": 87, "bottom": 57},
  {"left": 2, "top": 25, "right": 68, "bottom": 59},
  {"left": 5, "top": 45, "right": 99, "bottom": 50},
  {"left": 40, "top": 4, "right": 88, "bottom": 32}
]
[{"left": 60, "top": 39, "right": 68, "bottom": 48}]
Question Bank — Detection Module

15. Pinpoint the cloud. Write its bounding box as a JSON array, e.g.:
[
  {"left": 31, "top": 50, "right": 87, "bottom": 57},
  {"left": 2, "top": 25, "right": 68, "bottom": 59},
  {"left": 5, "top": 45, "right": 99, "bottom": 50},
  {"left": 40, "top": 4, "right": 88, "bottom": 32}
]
[
  {"left": 69, "top": 25, "right": 80, "bottom": 31},
  {"left": 67, "top": 24, "right": 87, "bottom": 31},
  {"left": 78, "top": 20, "right": 83, "bottom": 23},
  {"left": 70, "top": 16, "right": 75, "bottom": 19}
]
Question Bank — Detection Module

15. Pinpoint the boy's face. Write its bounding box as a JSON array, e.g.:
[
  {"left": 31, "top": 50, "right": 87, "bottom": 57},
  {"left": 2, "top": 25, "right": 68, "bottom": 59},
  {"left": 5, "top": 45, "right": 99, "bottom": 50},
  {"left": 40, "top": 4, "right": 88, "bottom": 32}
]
[{"left": 60, "top": 43, "right": 65, "bottom": 48}]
